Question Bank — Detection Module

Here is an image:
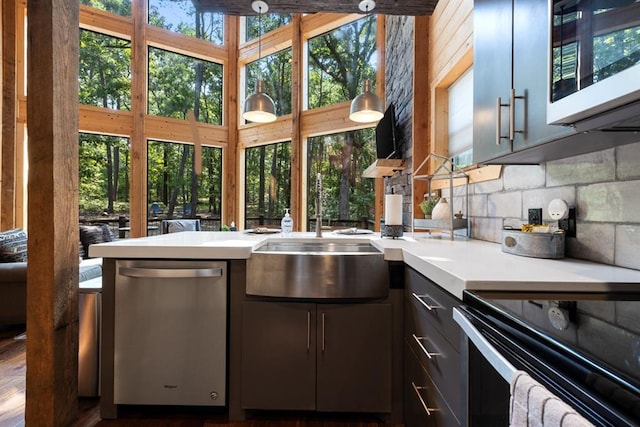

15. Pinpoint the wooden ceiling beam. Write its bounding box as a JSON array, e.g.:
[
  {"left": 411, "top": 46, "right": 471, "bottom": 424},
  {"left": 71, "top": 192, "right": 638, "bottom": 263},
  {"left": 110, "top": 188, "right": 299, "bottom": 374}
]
[{"left": 193, "top": 0, "right": 439, "bottom": 16}]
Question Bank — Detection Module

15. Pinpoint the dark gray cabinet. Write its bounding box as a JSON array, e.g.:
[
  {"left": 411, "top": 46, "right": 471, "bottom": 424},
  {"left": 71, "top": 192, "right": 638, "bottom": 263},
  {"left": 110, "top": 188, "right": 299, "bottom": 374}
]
[
  {"left": 473, "top": 0, "right": 574, "bottom": 164},
  {"left": 241, "top": 300, "right": 392, "bottom": 413},
  {"left": 404, "top": 267, "right": 462, "bottom": 426}
]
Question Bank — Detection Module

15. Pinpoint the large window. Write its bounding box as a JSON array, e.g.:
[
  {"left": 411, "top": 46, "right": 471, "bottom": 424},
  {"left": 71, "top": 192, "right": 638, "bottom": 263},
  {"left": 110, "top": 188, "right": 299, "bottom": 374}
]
[
  {"left": 307, "top": 15, "right": 377, "bottom": 109},
  {"left": 147, "top": 141, "right": 223, "bottom": 230},
  {"left": 79, "top": 30, "right": 131, "bottom": 110},
  {"left": 245, "top": 142, "right": 291, "bottom": 228},
  {"left": 81, "top": 0, "right": 132, "bottom": 17},
  {"left": 448, "top": 68, "right": 473, "bottom": 168},
  {"left": 149, "top": 0, "right": 224, "bottom": 45},
  {"left": 72, "top": 3, "right": 383, "bottom": 234},
  {"left": 307, "top": 129, "right": 375, "bottom": 230},
  {"left": 244, "top": 13, "right": 291, "bottom": 42},
  {"left": 245, "top": 49, "right": 293, "bottom": 118},
  {"left": 148, "top": 47, "right": 223, "bottom": 124},
  {"left": 79, "top": 133, "right": 130, "bottom": 235}
]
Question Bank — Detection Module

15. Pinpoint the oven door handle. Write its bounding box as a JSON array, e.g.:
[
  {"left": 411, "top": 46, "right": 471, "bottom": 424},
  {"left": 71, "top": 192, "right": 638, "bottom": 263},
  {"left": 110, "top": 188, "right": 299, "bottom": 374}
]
[{"left": 453, "top": 307, "right": 516, "bottom": 382}]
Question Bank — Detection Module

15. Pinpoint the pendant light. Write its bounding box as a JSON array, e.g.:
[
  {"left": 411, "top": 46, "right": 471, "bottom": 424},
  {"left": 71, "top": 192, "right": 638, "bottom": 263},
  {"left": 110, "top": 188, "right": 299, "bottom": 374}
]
[
  {"left": 243, "top": 0, "right": 277, "bottom": 123},
  {"left": 349, "top": 0, "right": 384, "bottom": 123}
]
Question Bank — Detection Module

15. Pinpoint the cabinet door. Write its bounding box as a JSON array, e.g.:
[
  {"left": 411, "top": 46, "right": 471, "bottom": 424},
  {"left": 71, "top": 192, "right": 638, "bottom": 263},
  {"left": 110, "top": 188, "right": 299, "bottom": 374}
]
[
  {"left": 316, "top": 303, "right": 392, "bottom": 413},
  {"left": 241, "top": 300, "right": 316, "bottom": 410},
  {"left": 473, "top": 0, "right": 514, "bottom": 163},
  {"left": 512, "top": 0, "right": 574, "bottom": 151}
]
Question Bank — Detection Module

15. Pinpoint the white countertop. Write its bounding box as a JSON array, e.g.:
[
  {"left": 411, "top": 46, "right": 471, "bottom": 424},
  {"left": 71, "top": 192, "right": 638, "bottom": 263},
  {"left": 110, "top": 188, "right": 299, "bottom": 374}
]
[{"left": 90, "top": 231, "right": 640, "bottom": 299}]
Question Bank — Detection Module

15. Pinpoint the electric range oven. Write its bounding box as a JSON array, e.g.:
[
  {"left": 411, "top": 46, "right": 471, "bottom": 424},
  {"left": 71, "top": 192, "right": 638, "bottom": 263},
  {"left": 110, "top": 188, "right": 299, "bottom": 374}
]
[{"left": 454, "top": 290, "right": 640, "bottom": 426}]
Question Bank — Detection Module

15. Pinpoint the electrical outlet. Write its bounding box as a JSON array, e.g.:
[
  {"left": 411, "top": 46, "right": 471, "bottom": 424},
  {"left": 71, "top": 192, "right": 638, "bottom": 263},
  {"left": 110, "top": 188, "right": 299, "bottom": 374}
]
[
  {"left": 528, "top": 208, "right": 542, "bottom": 225},
  {"left": 558, "top": 207, "right": 576, "bottom": 237}
]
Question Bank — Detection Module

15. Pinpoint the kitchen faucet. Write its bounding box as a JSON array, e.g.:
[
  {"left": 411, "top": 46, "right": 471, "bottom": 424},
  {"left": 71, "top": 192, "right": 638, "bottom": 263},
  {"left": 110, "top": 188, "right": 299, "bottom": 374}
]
[{"left": 315, "top": 173, "right": 322, "bottom": 238}]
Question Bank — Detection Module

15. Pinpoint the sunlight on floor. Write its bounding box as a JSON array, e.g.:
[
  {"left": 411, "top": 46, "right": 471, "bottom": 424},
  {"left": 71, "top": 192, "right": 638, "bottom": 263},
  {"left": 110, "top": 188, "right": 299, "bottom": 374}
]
[{"left": 0, "top": 388, "right": 25, "bottom": 426}]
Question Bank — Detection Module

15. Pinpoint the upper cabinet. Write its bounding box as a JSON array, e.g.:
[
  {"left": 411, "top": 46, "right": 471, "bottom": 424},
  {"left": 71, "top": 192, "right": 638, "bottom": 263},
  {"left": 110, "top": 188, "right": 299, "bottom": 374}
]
[
  {"left": 472, "top": 0, "right": 640, "bottom": 165},
  {"left": 473, "top": 0, "right": 575, "bottom": 164}
]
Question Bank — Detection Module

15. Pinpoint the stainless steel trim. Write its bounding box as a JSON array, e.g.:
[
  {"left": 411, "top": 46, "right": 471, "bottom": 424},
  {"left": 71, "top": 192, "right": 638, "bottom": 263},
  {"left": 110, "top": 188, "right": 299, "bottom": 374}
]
[
  {"left": 412, "top": 334, "right": 440, "bottom": 359},
  {"left": 411, "top": 382, "right": 435, "bottom": 416},
  {"left": 119, "top": 267, "right": 223, "bottom": 279},
  {"left": 412, "top": 292, "right": 441, "bottom": 311},
  {"left": 246, "top": 250, "right": 388, "bottom": 299},
  {"left": 453, "top": 307, "right": 516, "bottom": 383}
]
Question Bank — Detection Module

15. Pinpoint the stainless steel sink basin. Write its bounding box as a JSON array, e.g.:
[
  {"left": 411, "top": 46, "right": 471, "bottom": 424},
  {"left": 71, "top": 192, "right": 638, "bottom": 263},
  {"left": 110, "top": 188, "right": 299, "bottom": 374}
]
[
  {"left": 247, "top": 239, "right": 388, "bottom": 299},
  {"left": 255, "top": 240, "right": 380, "bottom": 254}
]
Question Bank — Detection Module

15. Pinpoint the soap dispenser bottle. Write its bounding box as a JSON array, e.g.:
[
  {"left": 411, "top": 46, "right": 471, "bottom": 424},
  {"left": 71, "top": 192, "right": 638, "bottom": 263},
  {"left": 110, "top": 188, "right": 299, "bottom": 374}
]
[{"left": 281, "top": 208, "right": 293, "bottom": 236}]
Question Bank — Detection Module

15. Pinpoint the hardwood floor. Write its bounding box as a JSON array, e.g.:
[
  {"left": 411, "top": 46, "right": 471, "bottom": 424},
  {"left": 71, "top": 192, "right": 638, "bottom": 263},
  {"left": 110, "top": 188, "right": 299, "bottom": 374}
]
[{"left": 0, "top": 327, "right": 401, "bottom": 427}]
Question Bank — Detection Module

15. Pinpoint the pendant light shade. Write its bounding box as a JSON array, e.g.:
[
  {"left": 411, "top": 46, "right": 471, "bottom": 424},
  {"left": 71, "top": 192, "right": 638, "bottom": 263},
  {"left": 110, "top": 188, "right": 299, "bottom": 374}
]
[
  {"left": 349, "top": 79, "right": 384, "bottom": 123},
  {"left": 242, "top": 0, "right": 277, "bottom": 123},
  {"left": 243, "top": 79, "right": 277, "bottom": 123}
]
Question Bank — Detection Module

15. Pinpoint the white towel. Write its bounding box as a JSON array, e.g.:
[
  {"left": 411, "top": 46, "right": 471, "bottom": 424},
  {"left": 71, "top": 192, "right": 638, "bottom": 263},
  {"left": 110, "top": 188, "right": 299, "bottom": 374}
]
[{"left": 509, "top": 370, "right": 595, "bottom": 427}]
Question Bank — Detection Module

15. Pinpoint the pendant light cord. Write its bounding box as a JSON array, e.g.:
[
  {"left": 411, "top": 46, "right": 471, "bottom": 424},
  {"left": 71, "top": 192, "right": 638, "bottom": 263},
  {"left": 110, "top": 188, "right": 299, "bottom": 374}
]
[{"left": 258, "top": 5, "right": 263, "bottom": 81}]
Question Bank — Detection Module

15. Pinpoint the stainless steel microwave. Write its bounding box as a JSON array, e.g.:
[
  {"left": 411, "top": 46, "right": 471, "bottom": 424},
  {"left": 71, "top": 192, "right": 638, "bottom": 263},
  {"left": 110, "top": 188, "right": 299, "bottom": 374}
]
[{"left": 547, "top": 0, "right": 640, "bottom": 126}]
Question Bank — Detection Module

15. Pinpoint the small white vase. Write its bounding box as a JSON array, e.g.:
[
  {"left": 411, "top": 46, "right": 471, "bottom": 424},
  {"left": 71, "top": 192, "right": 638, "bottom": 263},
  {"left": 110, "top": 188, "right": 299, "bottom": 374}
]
[{"left": 431, "top": 197, "right": 450, "bottom": 220}]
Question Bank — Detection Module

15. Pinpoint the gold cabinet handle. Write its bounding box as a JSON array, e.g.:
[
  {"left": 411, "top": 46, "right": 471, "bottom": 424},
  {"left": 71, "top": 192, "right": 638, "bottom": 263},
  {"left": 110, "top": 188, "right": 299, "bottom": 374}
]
[
  {"left": 412, "top": 292, "right": 442, "bottom": 311},
  {"left": 412, "top": 334, "right": 441, "bottom": 359},
  {"left": 412, "top": 382, "right": 437, "bottom": 416}
]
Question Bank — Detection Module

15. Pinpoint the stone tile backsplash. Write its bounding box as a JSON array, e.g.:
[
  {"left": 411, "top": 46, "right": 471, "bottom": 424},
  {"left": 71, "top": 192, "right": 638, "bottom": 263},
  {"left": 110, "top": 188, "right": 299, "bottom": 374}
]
[{"left": 465, "top": 140, "right": 640, "bottom": 270}]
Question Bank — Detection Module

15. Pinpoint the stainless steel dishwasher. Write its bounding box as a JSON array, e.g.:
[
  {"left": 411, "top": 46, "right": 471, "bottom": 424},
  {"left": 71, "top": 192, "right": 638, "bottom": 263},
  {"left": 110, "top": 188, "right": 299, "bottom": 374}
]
[{"left": 113, "top": 260, "right": 226, "bottom": 406}]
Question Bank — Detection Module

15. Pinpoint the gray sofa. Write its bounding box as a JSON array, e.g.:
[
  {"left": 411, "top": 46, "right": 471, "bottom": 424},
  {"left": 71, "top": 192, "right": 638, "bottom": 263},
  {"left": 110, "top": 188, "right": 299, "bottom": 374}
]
[
  {"left": 0, "top": 226, "right": 107, "bottom": 327},
  {"left": 0, "top": 258, "right": 103, "bottom": 327}
]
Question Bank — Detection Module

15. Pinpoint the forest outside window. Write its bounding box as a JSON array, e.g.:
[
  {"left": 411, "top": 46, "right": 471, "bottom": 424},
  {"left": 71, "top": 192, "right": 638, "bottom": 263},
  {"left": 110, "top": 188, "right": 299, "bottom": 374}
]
[
  {"left": 148, "top": 47, "right": 223, "bottom": 125},
  {"left": 79, "top": 133, "right": 130, "bottom": 237},
  {"left": 81, "top": 0, "right": 132, "bottom": 17},
  {"left": 244, "top": 142, "right": 292, "bottom": 229},
  {"left": 307, "top": 15, "right": 377, "bottom": 110},
  {"left": 244, "top": 48, "right": 293, "bottom": 121},
  {"left": 307, "top": 129, "right": 375, "bottom": 231},
  {"left": 244, "top": 13, "right": 291, "bottom": 42},
  {"left": 147, "top": 141, "right": 223, "bottom": 231},
  {"left": 149, "top": 0, "right": 224, "bottom": 45},
  {"left": 79, "top": 30, "right": 131, "bottom": 110}
]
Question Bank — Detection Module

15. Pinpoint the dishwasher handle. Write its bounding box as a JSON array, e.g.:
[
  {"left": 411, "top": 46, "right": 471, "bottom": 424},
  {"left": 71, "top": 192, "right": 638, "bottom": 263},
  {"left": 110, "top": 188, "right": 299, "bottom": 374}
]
[{"left": 119, "top": 266, "right": 223, "bottom": 279}]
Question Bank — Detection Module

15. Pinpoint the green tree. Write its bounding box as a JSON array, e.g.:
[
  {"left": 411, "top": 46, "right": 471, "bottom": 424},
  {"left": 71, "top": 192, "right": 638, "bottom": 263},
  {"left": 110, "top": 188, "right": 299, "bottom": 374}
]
[
  {"left": 79, "top": 134, "right": 130, "bottom": 215},
  {"left": 80, "top": 0, "right": 131, "bottom": 17},
  {"left": 245, "top": 142, "right": 291, "bottom": 227},
  {"left": 79, "top": 30, "right": 131, "bottom": 110},
  {"left": 307, "top": 16, "right": 377, "bottom": 221}
]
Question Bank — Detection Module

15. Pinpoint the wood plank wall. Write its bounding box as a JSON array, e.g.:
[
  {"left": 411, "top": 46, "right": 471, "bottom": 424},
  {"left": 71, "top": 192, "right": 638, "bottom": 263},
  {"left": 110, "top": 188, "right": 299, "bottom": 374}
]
[{"left": 427, "top": 0, "right": 473, "bottom": 160}]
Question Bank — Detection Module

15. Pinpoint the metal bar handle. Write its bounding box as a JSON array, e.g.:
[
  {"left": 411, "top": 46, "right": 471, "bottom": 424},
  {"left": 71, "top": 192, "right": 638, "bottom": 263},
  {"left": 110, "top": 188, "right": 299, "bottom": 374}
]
[
  {"left": 453, "top": 307, "right": 516, "bottom": 382},
  {"left": 496, "top": 96, "right": 510, "bottom": 145},
  {"left": 412, "top": 292, "right": 442, "bottom": 311},
  {"left": 411, "top": 382, "right": 436, "bottom": 416},
  {"left": 412, "top": 334, "right": 441, "bottom": 359},
  {"left": 119, "top": 267, "right": 223, "bottom": 279},
  {"left": 307, "top": 310, "right": 311, "bottom": 351},
  {"left": 321, "top": 312, "right": 326, "bottom": 352},
  {"left": 509, "top": 88, "right": 525, "bottom": 140}
]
